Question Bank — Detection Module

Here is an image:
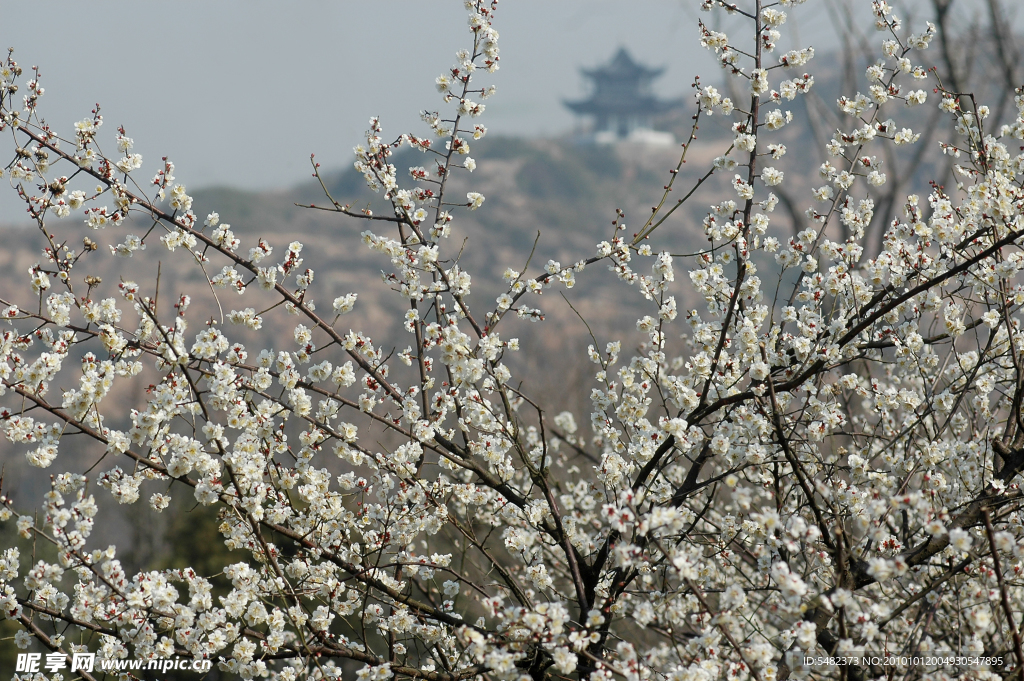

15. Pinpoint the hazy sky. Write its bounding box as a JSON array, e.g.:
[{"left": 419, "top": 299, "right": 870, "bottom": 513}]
[{"left": 0, "top": 1, "right": 1016, "bottom": 222}]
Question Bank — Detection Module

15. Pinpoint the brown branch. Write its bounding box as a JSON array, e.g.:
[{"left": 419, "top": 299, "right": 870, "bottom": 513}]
[{"left": 984, "top": 509, "right": 1024, "bottom": 680}]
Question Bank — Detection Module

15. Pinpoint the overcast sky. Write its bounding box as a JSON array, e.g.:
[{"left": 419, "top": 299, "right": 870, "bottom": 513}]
[{"left": 1, "top": 1, "right": 1017, "bottom": 223}]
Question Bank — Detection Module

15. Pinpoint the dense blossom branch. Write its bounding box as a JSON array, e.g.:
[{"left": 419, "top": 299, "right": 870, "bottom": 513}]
[{"left": 3, "top": 1, "right": 1024, "bottom": 680}]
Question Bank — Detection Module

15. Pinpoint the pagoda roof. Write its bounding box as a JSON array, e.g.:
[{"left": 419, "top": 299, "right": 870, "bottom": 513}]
[
  {"left": 564, "top": 47, "right": 681, "bottom": 117},
  {"left": 580, "top": 47, "right": 664, "bottom": 80},
  {"left": 564, "top": 96, "right": 682, "bottom": 116}
]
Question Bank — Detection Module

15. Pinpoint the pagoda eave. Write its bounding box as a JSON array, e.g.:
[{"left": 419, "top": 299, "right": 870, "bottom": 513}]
[
  {"left": 564, "top": 98, "right": 683, "bottom": 116},
  {"left": 580, "top": 64, "right": 664, "bottom": 80}
]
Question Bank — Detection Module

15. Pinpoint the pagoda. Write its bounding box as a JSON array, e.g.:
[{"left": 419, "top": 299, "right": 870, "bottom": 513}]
[{"left": 565, "top": 48, "right": 681, "bottom": 144}]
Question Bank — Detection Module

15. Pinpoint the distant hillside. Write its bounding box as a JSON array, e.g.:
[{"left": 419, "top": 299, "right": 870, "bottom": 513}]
[{"left": 177, "top": 134, "right": 738, "bottom": 339}]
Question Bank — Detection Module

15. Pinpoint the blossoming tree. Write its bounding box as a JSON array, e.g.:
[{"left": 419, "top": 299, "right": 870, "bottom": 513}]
[{"left": 2, "top": 0, "right": 1024, "bottom": 679}]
